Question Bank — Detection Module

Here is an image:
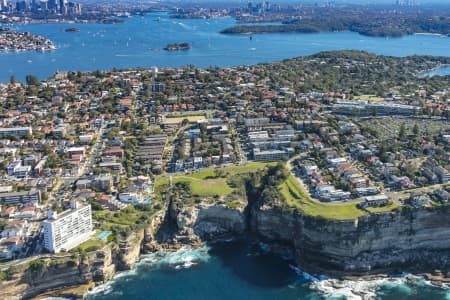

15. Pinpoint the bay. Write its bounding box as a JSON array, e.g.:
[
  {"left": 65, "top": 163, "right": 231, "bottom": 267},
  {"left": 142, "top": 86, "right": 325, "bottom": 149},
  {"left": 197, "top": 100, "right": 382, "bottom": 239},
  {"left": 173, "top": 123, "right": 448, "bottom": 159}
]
[
  {"left": 86, "top": 240, "right": 450, "bottom": 300},
  {"left": 422, "top": 66, "right": 450, "bottom": 77},
  {"left": 1, "top": 12, "right": 449, "bottom": 83}
]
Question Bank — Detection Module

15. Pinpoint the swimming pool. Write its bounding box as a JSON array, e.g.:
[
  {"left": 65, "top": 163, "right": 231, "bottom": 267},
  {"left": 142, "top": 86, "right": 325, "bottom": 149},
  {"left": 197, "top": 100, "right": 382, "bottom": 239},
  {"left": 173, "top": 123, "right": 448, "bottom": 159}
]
[{"left": 97, "top": 231, "right": 111, "bottom": 240}]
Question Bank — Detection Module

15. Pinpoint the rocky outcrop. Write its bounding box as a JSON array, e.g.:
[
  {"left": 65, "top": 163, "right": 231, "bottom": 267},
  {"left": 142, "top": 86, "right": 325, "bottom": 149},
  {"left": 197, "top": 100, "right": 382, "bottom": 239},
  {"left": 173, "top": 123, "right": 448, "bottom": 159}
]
[
  {"left": 0, "top": 247, "right": 115, "bottom": 300},
  {"left": 116, "top": 230, "right": 144, "bottom": 270},
  {"left": 251, "top": 203, "right": 450, "bottom": 276},
  {"left": 176, "top": 204, "right": 246, "bottom": 240}
]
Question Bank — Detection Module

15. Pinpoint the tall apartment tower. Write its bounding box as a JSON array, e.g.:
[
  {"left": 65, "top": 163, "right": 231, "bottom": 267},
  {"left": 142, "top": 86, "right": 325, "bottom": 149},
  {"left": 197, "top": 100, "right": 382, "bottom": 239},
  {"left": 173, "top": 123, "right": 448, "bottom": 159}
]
[{"left": 43, "top": 201, "right": 92, "bottom": 253}]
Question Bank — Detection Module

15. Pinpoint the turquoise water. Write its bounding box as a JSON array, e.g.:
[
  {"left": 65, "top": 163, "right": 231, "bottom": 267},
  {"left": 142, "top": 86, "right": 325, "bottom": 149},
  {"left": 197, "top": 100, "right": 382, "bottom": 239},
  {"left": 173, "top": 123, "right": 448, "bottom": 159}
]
[
  {"left": 86, "top": 241, "right": 450, "bottom": 300},
  {"left": 1, "top": 12, "right": 449, "bottom": 82},
  {"left": 97, "top": 231, "right": 111, "bottom": 240}
]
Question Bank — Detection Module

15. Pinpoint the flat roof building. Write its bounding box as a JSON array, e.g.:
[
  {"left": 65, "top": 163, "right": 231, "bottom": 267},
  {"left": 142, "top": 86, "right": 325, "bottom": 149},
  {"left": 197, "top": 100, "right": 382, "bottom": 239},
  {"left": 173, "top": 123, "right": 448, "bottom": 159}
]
[{"left": 0, "top": 127, "right": 32, "bottom": 137}]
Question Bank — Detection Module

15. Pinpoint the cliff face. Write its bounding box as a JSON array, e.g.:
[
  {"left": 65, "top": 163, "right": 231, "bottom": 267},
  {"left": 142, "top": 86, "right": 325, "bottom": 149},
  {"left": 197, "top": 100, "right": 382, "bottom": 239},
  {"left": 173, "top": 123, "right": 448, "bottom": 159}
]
[
  {"left": 0, "top": 227, "right": 150, "bottom": 300},
  {"left": 6, "top": 193, "right": 450, "bottom": 298},
  {"left": 0, "top": 247, "right": 115, "bottom": 300},
  {"left": 251, "top": 204, "right": 450, "bottom": 275},
  {"left": 116, "top": 230, "right": 144, "bottom": 270},
  {"left": 176, "top": 204, "right": 246, "bottom": 240}
]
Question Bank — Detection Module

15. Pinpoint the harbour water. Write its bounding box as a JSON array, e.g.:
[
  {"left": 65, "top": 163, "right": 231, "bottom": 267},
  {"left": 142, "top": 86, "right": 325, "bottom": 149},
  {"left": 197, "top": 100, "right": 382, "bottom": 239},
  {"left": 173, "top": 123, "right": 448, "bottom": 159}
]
[
  {"left": 422, "top": 66, "right": 450, "bottom": 77},
  {"left": 1, "top": 12, "right": 449, "bottom": 82},
  {"left": 86, "top": 240, "right": 450, "bottom": 300}
]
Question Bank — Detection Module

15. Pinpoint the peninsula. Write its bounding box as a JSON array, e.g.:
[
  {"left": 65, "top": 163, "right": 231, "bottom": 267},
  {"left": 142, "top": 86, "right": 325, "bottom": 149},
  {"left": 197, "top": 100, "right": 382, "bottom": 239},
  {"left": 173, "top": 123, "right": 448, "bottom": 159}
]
[
  {"left": 0, "top": 28, "right": 55, "bottom": 52},
  {"left": 221, "top": 14, "right": 450, "bottom": 38},
  {"left": 0, "top": 51, "right": 449, "bottom": 299},
  {"left": 210, "top": 4, "right": 450, "bottom": 38}
]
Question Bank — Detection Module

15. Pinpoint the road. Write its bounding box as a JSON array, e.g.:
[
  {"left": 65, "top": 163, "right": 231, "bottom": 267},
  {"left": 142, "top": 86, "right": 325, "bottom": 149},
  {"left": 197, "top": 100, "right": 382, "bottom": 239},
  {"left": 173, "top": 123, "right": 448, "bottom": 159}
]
[{"left": 23, "top": 122, "right": 108, "bottom": 258}]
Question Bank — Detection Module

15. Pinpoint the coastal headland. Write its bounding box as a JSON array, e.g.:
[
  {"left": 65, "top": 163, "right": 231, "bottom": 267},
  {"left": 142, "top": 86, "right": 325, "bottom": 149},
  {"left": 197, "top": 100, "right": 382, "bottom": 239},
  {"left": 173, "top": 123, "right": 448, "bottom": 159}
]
[
  {"left": 0, "top": 50, "right": 449, "bottom": 299},
  {"left": 2, "top": 163, "right": 450, "bottom": 299}
]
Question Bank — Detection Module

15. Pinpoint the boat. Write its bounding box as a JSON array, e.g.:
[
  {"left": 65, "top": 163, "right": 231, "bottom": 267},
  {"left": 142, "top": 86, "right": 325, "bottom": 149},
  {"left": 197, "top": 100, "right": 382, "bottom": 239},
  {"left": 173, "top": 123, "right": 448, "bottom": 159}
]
[{"left": 64, "top": 28, "right": 80, "bottom": 33}]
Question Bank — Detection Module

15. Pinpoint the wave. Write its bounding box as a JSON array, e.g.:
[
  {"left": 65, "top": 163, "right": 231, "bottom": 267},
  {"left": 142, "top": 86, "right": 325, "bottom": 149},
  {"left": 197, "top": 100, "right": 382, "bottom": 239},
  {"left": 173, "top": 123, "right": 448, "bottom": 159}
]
[
  {"left": 289, "top": 264, "right": 321, "bottom": 282},
  {"left": 87, "top": 245, "right": 211, "bottom": 298},
  {"left": 310, "top": 274, "right": 450, "bottom": 300},
  {"left": 87, "top": 281, "right": 115, "bottom": 297},
  {"left": 141, "top": 245, "right": 211, "bottom": 270}
]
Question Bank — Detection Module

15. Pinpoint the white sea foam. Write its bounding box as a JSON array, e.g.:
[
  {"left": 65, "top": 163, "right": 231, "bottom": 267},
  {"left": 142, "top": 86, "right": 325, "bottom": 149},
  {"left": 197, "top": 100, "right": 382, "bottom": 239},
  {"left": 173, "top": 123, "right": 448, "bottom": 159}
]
[
  {"left": 309, "top": 274, "right": 449, "bottom": 300},
  {"left": 87, "top": 245, "right": 211, "bottom": 297},
  {"left": 289, "top": 264, "right": 319, "bottom": 282},
  {"left": 142, "top": 245, "right": 210, "bottom": 270},
  {"left": 87, "top": 281, "right": 114, "bottom": 297},
  {"left": 141, "top": 245, "right": 211, "bottom": 270},
  {"left": 286, "top": 263, "right": 450, "bottom": 300}
]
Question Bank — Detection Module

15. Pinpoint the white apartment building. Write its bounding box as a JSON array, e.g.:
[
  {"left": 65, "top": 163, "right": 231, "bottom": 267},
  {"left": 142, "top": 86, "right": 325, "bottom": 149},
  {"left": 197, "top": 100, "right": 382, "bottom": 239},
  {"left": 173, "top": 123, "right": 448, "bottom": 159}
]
[{"left": 43, "top": 202, "right": 92, "bottom": 253}]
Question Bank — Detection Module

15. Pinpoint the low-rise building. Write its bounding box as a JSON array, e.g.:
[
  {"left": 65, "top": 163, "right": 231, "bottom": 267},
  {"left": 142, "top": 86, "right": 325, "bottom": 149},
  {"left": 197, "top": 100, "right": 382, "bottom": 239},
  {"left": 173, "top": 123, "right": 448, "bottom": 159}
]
[
  {"left": 0, "top": 127, "right": 32, "bottom": 137},
  {"left": 253, "top": 148, "right": 294, "bottom": 162},
  {"left": 358, "top": 194, "right": 389, "bottom": 209},
  {"left": 0, "top": 189, "right": 41, "bottom": 204}
]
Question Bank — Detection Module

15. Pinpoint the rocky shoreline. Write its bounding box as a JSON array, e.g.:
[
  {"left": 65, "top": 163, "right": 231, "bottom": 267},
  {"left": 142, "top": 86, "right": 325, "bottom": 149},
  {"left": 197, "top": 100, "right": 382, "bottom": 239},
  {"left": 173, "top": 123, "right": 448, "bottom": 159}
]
[{"left": 4, "top": 195, "right": 450, "bottom": 299}]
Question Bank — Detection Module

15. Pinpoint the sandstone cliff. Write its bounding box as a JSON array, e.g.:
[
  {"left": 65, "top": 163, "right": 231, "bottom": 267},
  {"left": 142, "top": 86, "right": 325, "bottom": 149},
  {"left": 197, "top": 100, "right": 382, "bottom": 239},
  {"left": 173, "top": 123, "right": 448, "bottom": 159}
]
[
  {"left": 175, "top": 203, "right": 246, "bottom": 240},
  {"left": 251, "top": 203, "right": 450, "bottom": 276},
  {"left": 0, "top": 247, "right": 115, "bottom": 300},
  {"left": 0, "top": 215, "right": 164, "bottom": 300}
]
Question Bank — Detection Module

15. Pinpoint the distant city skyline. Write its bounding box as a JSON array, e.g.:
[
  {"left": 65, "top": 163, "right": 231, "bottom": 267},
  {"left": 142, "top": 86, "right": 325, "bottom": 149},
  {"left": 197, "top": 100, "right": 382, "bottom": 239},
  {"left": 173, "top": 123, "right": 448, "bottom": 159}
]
[{"left": 148, "top": 0, "right": 450, "bottom": 4}]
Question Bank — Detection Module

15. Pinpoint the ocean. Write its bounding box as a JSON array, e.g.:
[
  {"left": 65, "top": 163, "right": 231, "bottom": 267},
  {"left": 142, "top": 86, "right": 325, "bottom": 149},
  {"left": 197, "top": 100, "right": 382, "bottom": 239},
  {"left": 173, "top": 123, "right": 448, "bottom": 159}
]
[
  {"left": 86, "top": 240, "right": 450, "bottom": 300},
  {"left": 1, "top": 12, "right": 449, "bottom": 82}
]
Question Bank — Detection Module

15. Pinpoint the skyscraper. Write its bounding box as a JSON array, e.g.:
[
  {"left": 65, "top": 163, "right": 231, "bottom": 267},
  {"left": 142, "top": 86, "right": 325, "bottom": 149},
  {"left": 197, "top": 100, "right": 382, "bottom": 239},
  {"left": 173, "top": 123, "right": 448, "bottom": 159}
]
[
  {"left": 59, "top": 0, "right": 67, "bottom": 14},
  {"left": 0, "top": 0, "right": 7, "bottom": 11},
  {"left": 48, "top": 0, "right": 58, "bottom": 10}
]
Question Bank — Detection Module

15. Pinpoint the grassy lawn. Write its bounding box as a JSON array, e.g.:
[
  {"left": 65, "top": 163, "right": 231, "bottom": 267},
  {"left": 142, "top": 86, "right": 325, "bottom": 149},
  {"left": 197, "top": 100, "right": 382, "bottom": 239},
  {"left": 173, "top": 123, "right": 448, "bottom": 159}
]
[
  {"left": 164, "top": 115, "right": 206, "bottom": 124},
  {"left": 72, "top": 238, "right": 104, "bottom": 253},
  {"left": 156, "top": 162, "right": 275, "bottom": 196},
  {"left": 366, "top": 201, "right": 400, "bottom": 213},
  {"left": 93, "top": 207, "right": 150, "bottom": 228},
  {"left": 189, "top": 177, "right": 234, "bottom": 196},
  {"left": 280, "top": 175, "right": 368, "bottom": 220}
]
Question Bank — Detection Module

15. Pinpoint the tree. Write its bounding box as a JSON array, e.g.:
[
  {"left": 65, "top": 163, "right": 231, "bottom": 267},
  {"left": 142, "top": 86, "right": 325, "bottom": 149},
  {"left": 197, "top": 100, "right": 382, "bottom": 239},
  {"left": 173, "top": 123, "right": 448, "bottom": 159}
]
[
  {"left": 413, "top": 123, "right": 419, "bottom": 136},
  {"left": 25, "top": 75, "right": 39, "bottom": 86},
  {"left": 398, "top": 123, "right": 406, "bottom": 139}
]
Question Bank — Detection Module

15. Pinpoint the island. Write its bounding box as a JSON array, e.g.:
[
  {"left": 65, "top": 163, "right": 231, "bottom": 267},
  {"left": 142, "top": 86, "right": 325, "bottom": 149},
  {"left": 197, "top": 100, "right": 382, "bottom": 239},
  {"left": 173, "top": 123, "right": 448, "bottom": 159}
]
[
  {"left": 0, "top": 28, "right": 55, "bottom": 52},
  {"left": 163, "top": 43, "right": 191, "bottom": 51}
]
